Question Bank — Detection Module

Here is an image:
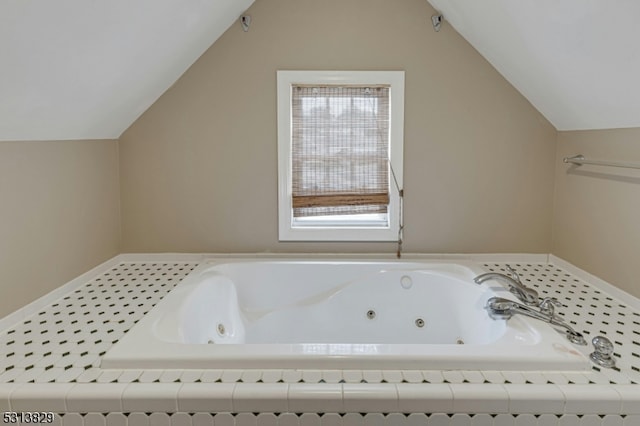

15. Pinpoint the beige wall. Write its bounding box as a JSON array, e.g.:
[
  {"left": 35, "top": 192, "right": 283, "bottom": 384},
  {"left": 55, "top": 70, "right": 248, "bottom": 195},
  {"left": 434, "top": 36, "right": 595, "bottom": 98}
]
[
  {"left": 553, "top": 129, "right": 640, "bottom": 298},
  {"left": 0, "top": 140, "right": 120, "bottom": 317},
  {"left": 120, "top": 0, "right": 557, "bottom": 254}
]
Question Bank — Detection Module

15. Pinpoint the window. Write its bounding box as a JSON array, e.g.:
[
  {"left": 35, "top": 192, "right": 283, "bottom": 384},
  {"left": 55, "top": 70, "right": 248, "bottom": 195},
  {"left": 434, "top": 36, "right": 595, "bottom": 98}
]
[{"left": 277, "top": 71, "right": 404, "bottom": 241}]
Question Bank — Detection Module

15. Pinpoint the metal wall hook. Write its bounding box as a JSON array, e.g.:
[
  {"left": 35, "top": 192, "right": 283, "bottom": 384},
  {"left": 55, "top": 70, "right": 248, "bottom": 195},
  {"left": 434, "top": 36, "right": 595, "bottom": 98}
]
[
  {"left": 240, "top": 15, "right": 251, "bottom": 32},
  {"left": 431, "top": 14, "right": 443, "bottom": 32}
]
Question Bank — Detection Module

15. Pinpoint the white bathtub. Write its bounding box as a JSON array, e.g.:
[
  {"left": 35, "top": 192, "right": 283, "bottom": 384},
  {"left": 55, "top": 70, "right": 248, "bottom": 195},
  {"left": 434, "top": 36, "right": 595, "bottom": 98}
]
[{"left": 102, "top": 258, "right": 590, "bottom": 370}]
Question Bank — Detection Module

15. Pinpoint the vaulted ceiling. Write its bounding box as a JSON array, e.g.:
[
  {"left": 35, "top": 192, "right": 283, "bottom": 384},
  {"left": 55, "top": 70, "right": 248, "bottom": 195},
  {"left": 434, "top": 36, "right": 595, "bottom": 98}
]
[
  {"left": 2, "top": 0, "right": 639, "bottom": 141},
  {"left": 0, "top": 0, "right": 254, "bottom": 141},
  {"left": 428, "top": 0, "right": 640, "bottom": 130}
]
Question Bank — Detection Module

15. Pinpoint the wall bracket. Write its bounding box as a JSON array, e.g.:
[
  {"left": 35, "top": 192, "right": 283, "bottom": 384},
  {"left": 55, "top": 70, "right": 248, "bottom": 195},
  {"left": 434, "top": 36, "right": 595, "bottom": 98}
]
[
  {"left": 241, "top": 15, "right": 251, "bottom": 32},
  {"left": 431, "top": 14, "right": 443, "bottom": 32}
]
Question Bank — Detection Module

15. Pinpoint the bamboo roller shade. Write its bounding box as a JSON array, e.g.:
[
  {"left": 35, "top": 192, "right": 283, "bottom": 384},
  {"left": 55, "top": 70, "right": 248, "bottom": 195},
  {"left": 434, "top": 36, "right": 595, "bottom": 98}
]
[{"left": 291, "top": 85, "right": 390, "bottom": 218}]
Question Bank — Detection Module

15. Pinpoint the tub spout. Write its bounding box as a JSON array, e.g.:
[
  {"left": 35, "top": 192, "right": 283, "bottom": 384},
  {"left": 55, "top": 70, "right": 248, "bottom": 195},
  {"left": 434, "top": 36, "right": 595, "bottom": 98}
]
[{"left": 474, "top": 265, "right": 539, "bottom": 306}]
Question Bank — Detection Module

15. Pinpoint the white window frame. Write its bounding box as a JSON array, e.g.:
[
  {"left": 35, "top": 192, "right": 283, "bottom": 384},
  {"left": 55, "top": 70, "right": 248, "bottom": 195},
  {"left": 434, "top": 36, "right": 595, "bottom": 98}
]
[{"left": 277, "top": 70, "right": 404, "bottom": 241}]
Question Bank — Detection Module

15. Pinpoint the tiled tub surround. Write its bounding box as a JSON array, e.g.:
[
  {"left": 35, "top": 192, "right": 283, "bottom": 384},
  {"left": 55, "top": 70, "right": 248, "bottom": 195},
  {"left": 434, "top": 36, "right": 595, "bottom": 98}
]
[{"left": 0, "top": 255, "right": 638, "bottom": 425}]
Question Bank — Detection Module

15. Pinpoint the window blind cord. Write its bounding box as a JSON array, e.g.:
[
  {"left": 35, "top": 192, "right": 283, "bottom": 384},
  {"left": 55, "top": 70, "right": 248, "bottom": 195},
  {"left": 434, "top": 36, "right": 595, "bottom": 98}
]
[{"left": 389, "top": 162, "right": 404, "bottom": 258}]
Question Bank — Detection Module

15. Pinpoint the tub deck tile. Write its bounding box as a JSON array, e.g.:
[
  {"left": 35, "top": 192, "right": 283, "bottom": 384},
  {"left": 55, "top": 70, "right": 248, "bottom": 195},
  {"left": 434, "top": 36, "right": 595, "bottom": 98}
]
[
  {"left": 562, "top": 372, "right": 592, "bottom": 384},
  {"left": 400, "top": 370, "right": 422, "bottom": 384},
  {"left": 116, "top": 369, "right": 143, "bottom": 383},
  {"left": 362, "top": 370, "right": 383, "bottom": 384},
  {"left": 501, "top": 371, "right": 527, "bottom": 385},
  {"left": 240, "top": 369, "right": 263, "bottom": 383},
  {"left": 255, "top": 413, "right": 277, "bottom": 426},
  {"left": 34, "top": 366, "right": 64, "bottom": 383},
  {"left": 542, "top": 372, "right": 570, "bottom": 385},
  {"left": 147, "top": 413, "right": 171, "bottom": 426},
  {"left": 422, "top": 370, "right": 445, "bottom": 384},
  {"left": 14, "top": 366, "right": 46, "bottom": 383},
  {"left": 96, "top": 370, "right": 122, "bottom": 384},
  {"left": 442, "top": 370, "right": 466, "bottom": 384},
  {"left": 178, "top": 370, "right": 204, "bottom": 383},
  {"left": 480, "top": 371, "right": 507, "bottom": 385},
  {"left": 381, "top": 370, "right": 403, "bottom": 384},
  {"left": 623, "top": 415, "right": 640, "bottom": 426},
  {"left": 521, "top": 372, "right": 549, "bottom": 385},
  {"left": 159, "top": 370, "right": 182, "bottom": 383},
  {"left": 0, "top": 362, "right": 18, "bottom": 377},
  {"left": 220, "top": 369, "right": 244, "bottom": 383},
  {"left": 301, "top": 370, "right": 323, "bottom": 384},
  {"left": 200, "top": 370, "right": 223, "bottom": 383},
  {"left": 460, "top": 370, "right": 485, "bottom": 384},
  {"left": 256, "top": 370, "right": 282, "bottom": 383},
  {"left": 321, "top": 370, "right": 343, "bottom": 384},
  {"left": 137, "top": 370, "right": 163, "bottom": 383},
  {"left": 0, "top": 259, "right": 638, "bottom": 415},
  {"left": 342, "top": 370, "right": 364, "bottom": 383}
]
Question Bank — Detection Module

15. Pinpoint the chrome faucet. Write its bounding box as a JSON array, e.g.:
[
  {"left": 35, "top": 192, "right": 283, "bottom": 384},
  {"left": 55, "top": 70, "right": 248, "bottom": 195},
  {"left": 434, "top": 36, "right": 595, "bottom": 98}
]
[
  {"left": 474, "top": 265, "right": 539, "bottom": 306},
  {"left": 485, "top": 296, "right": 587, "bottom": 345}
]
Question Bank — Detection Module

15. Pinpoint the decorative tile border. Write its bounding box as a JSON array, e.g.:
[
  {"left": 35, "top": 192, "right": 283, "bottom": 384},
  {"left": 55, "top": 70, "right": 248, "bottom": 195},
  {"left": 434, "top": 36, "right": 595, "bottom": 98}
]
[
  {"left": 1, "top": 381, "right": 639, "bottom": 415},
  {"left": 1, "top": 412, "right": 639, "bottom": 426}
]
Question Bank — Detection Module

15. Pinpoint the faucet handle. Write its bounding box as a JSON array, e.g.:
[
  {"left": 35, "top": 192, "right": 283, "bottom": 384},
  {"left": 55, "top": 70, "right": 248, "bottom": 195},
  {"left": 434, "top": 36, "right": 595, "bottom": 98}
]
[
  {"left": 539, "top": 297, "right": 561, "bottom": 317},
  {"left": 590, "top": 336, "right": 616, "bottom": 368},
  {"left": 505, "top": 264, "right": 521, "bottom": 283}
]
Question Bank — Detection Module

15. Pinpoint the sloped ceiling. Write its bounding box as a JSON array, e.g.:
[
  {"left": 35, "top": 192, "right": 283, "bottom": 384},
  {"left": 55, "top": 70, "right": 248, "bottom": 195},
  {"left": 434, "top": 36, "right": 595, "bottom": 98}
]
[
  {"left": 0, "top": 0, "right": 254, "bottom": 141},
  {"left": 428, "top": 0, "right": 640, "bottom": 131},
  {"left": 3, "top": 1, "right": 639, "bottom": 140}
]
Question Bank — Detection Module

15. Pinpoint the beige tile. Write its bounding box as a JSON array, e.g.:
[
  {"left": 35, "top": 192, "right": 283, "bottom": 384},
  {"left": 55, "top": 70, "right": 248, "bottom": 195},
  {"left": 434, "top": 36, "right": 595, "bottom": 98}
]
[
  {"left": 11, "top": 383, "right": 74, "bottom": 412},
  {"left": 559, "top": 384, "right": 622, "bottom": 414},
  {"left": 0, "top": 384, "right": 17, "bottom": 411},
  {"left": 450, "top": 383, "right": 509, "bottom": 413},
  {"left": 343, "top": 383, "right": 398, "bottom": 413},
  {"left": 396, "top": 383, "right": 453, "bottom": 413},
  {"left": 177, "top": 382, "right": 234, "bottom": 412},
  {"left": 66, "top": 383, "right": 127, "bottom": 412},
  {"left": 122, "top": 383, "right": 181, "bottom": 412},
  {"left": 615, "top": 385, "right": 640, "bottom": 414},
  {"left": 506, "top": 384, "right": 565, "bottom": 414},
  {"left": 232, "top": 382, "right": 288, "bottom": 413},
  {"left": 288, "top": 383, "right": 343, "bottom": 413}
]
